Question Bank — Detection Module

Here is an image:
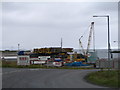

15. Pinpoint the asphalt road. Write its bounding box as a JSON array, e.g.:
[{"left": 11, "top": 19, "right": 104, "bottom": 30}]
[{"left": 2, "top": 68, "right": 108, "bottom": 88}]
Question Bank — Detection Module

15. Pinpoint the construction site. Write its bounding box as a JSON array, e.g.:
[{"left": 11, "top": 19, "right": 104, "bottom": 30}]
[
  {"left": 16, "top": 22, "right": 98, "bottom": 67},
  {"left": 1, "top": 21, "right": 118, "bottom": 69}
]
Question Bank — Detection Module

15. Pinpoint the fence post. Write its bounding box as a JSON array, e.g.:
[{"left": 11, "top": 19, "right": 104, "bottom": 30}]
[{"left": 113, "top": 60, "right": 114, "bottom": 69}]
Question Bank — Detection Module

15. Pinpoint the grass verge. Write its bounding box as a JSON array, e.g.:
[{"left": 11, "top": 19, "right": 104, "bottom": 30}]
[
  {"left": 2, "top": 60, "right": 94, "bottom": 69},
  {"left": 85, "top": 70, "right": 120, "bottom": 88},
  {"left": 0, "top": 60, "right": 2, "bottom": 67}
]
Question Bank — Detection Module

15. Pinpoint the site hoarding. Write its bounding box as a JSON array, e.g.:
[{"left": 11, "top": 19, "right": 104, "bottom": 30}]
[
  {"left": 17, "top": 56, "right": 51, "bottom": 65},
  {"left": 38, "top": 56, "right": 50, "bottom": 60},
  {"left": 53, "top": 62, "right": 62, "bottom": 67},
  {"left": 31, "top": 60, "right": 46, "bottom": 64},
  {"left": 17, "top": 55, "right": 30, "bottom": 65},
  {"left": 30, "top": 56, "right": 50, "bottom": 64}
]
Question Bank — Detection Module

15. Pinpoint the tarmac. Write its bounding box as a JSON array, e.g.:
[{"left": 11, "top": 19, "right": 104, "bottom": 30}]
[{"left": 2, "top": 68, "right": 109, "bottom": 88}]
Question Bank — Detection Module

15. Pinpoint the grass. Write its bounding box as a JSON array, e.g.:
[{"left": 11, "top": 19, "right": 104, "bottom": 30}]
[
  {"left": 2, "top": 61, "right": 17, "bottom": 67},
  {"left": 0, "top": 60, "right": 2, "bottom": 67},
  {"left": 2, "top": 61, "right": 46, "bottom": 68},
  {"left": 2, "top": 60, "right": 94, "bottom": 69},
  {"left": 85, "top": 70, "right": 120, "bottom": 88}
]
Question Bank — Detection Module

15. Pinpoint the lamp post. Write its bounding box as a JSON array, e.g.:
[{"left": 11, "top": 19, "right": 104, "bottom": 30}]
[
  {"left": 93, "top": 15, "right": 111, "bottom": 70},
  {"left": 18, "top": 44, "right": 20, "bottom": 52}
]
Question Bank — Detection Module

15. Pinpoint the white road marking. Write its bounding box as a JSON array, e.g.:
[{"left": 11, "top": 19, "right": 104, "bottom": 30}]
[
  {"left": 2, "top": 69, "right": 26, "bottom": 75},
  {"left": 2, "top": 68, "right": 55, "bottom": 75}
]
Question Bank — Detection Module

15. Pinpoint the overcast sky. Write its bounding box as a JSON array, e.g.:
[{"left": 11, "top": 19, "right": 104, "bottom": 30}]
[{"left": 2, "top": 2, "right": 118, "bottom": 50}]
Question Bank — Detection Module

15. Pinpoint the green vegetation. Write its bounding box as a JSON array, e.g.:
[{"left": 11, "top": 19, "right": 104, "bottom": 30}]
[
  {"left": 2, "top": 61, "right": 17, "bottom": 67},
  {"left": 2, "top": 61, "right": 94, "bottom": 69},
  {"left": 0, "top": 60, "right": 2, "bottom": 67},
  {"left": 85, "top": 70, "right": 120, "bottom": 88}
]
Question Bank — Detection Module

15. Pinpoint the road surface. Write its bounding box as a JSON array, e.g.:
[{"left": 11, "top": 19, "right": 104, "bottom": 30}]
[{"left": 2, "top": 68, "right": 108, "bottom": 88}]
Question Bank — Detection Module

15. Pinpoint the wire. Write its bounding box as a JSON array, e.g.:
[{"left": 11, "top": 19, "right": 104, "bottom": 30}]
[{"left": 79, "top": 24, "right": 91, "bottom": 39}]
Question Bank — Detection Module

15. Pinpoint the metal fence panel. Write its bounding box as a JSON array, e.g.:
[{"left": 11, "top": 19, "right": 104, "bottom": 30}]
[{"left": 96, "top": 59, "right": 119, "bottom": 69}]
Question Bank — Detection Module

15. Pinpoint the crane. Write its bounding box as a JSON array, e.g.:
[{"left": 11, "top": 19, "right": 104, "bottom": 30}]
[
  {"left": 86, "top": 22, "right": 94, "bottom": 56},
  {"left": 79, "top": 22, "right": 95, "bottom": 58},
  {"left": 79, "top": 36, "right": 86, "bottom": 55}
]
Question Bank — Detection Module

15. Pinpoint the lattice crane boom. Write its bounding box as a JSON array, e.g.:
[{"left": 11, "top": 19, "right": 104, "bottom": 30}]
[
  {"left": 79, "top": 37, "right": 85, "bottom": 55},
  {"left": 86, "top": 22, "right": 94, "bottom": 55}
]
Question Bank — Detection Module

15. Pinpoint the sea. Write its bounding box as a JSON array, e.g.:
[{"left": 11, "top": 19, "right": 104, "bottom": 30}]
[{"left": 73, "top": 49, "right": 119, "bottom": 59}]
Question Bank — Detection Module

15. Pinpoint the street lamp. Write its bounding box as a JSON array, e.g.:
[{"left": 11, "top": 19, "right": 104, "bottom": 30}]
[
  {"left": 18, "top": 44, "right": 20, "bottom": 52},
  {"left": 113, "top": 41, "right": 120, "bottom": 43},
  {"left": 93, "top": 15, "right": 111, "bottom": 70}
]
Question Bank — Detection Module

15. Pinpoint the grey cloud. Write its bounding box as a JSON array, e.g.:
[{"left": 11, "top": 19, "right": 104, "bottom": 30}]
[
  {"left": 90, "top": 2, "right": 118, "bottom": 12},
  {"left": 2, "top": 2, "right": 118, "bottom": 50}
]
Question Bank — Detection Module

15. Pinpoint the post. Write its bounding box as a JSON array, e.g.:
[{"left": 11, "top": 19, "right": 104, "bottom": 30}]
[
  {"left": 93, "top": 15, "right": 111, "bottom": 71},
  {"left": 107, "top": 16, "right": 111, "bottom": 70},
  {"left": 17, "top": 44, "right": 20, "bottom": 65},
  {"left": 61, "top": 38, "right": 63, "bottom": 52},
  {"left": 18, "top": 44, "right": 20, "bottom": 52}
]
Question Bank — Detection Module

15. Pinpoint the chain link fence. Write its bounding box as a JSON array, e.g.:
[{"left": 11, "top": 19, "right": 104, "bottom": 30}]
[{"left": 96, "top": 58, "right": 119, "bottom": 69}]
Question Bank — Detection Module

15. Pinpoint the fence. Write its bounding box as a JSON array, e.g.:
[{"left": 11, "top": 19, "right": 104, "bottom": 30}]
[{"left": 96, "top": 59, "right": 119, "bottom": 69}]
